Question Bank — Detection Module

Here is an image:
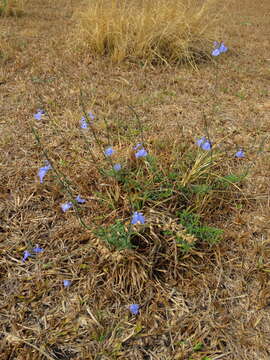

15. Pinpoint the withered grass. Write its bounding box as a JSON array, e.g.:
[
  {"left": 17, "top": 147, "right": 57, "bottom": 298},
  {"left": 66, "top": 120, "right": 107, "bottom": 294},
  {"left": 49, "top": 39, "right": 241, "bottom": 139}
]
[
  {"left": 0, "top": 0, "right": 270, "bottom": 359},
  {"left": 72, "top": 0, "right": 220, "bottom": 64},
  {"left": 0, "top": 0, "right": 24, "bottom": 17}
]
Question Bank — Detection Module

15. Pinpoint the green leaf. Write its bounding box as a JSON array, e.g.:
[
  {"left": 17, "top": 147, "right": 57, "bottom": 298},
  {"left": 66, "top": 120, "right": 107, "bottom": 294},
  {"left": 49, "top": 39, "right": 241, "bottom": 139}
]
[{"left": 193, "top": 342, "right": 203, "bottom": 351}]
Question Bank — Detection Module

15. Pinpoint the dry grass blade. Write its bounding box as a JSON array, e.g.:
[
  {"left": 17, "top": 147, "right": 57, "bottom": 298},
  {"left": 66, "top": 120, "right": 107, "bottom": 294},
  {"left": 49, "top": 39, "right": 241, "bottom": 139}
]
[
  {"left": 3, "top": 332, "right": 55, "bottom": 360},
  {"left": 181, "top": 150, "right": 221, "bottom": 187}
]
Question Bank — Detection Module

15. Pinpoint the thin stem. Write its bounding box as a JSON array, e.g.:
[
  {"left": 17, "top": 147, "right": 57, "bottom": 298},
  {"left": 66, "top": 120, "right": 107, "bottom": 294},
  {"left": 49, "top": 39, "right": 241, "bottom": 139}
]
[
  {"left": 127, "top": 105, "right": 145, "bottom": 145},
  {"left": 32, "top": 127, "right": 91, "bottom": 230}
]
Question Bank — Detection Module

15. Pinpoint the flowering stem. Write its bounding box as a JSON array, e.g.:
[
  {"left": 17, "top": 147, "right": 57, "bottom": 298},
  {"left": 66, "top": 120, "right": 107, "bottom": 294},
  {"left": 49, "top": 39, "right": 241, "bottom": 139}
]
[
  {"left": 79, "top": 90, "right": 106, "bottom": 157},
  {"left": 32, "top": 127, "right": 91, "bottom": 231}
]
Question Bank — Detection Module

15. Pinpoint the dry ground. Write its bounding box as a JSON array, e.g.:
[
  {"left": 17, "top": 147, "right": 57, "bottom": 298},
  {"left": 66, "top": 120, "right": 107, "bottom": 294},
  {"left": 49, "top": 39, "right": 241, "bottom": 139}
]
[{"left": 0, "top": 0, "right": 270, "bottom": 359}]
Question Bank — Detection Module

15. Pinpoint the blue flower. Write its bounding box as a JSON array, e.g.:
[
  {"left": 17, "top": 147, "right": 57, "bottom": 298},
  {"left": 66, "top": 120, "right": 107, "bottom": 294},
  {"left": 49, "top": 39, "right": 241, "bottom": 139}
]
[
  {"left": 38, "top": 160, "right": 52, "bottom": 183},
  {"left": 80, "top": 117, "right": 88, "bottom": 129},
  {"left": 33, "top": 245, "right": 44, "bottom": 253},
  {"left": 212, "top": 41, "right": 228, "bottom": 56},
  {"left": 196, "top": 137, "right": 206, "bottom": 147},
  {"left": 63, "top": 280, "right": 72, "bottom": 287},
  {"left": 22, "top": 250, "right": 31, "bottom": 262},
  {"left": 212, "top": 48, "right": 220, "bottom": 57},
  {"left": 76, "top": 195, "right": 86, "bottom": 204},
  {"left": 134, "top": 143, "right": 143, "bottom": 150},
  {"left": 135, "top": 148, "right": 148, "bottom": 158},
  {"left": 105, "top": 147, "right": 115, "bottom": 157},
  {"left": 113, "top": 163, "right": 122, "bottom": 171},
  {"left": 196, "top": 137, "right": 212, "bottom": 151},
  {"left": 88, "top": 112, "right": 95, "bottom": 120},
  {"left": 219, "top": 42, "right": 228, "bottom": 53},
  {"left": 34, "top": 109, "right": 44, "bottom": 121},
  {"left": 80, "top": 112, "right": 94, "bottom": 129},
  {"left": 61, "top": 202, "right": 73, "bottom": 212},
  {"left": 61, "top": 196, "right": 86, "bottom": 212},
  {"left": 201, "top": 141, "right": 212, "bottom": 151},
  {"left": 235, "top": 149, "right": 245, "bottom": 158},
  {"left": 131, "top": 212, "right": 145, "bottom": 225},
  {"left": 129, "top": 304, "right": 140, "bottom": 315}
]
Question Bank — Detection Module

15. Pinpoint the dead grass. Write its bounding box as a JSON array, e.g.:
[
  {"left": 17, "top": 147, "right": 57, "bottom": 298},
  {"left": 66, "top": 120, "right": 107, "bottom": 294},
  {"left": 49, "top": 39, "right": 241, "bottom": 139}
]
[
  {"left": 0, "top": 0, "right": 24, "bottom": 17},
  {"left": 0, "top": 0, "right": 270, "bottom": 359},
  {"left": 72, "top": 0, "right": 220, "bottom": 64}
]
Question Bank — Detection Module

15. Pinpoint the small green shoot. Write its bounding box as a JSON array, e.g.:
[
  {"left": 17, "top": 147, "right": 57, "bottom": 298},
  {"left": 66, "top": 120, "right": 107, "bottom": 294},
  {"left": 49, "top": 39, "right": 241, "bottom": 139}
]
[
  {"left": 193, "top": 342, "right": 204, "bottom": 351},
  {"left": 95, "top": 221, "right": 133, "bottom": 250},
  {"left": 217, "top": 173, "right": 247, "bottom": 189}
]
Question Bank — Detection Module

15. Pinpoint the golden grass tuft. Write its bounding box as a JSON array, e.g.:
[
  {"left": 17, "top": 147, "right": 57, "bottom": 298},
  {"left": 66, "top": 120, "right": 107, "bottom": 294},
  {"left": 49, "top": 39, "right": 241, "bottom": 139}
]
[
  {"left": 0, "top": 0, "right": 24, "bottom": 16},
  {"left": 72, "top": 0, "right": 220, "bottom": 64}
]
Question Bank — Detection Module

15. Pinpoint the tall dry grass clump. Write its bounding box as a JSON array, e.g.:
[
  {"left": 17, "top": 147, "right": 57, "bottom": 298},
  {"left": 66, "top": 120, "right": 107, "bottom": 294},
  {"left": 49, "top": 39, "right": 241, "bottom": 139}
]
[
  {"left": 72, "top": 0, "right": 220, "bottom": 64},
  {"left": 0, "top": 0, "right": 24, "bottom": 16}
]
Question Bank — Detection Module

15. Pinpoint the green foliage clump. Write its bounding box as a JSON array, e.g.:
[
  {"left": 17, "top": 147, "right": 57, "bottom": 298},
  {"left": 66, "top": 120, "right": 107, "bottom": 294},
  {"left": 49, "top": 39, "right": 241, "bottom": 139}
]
[
  {"left": 178, "top": 210, "right": 223, "bottom": 245},
  {"left": 95, "top": 221, "right": 133, "bottom": 251}
]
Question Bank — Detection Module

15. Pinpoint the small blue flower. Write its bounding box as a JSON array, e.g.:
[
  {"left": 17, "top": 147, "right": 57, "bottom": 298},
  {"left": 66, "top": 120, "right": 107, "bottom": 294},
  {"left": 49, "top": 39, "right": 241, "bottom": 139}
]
[
  {"left": 113, "top": 163, "right": 122, "bottom": 171},
  {"left": 88, "top": 112, "right": 95, "bottom": 121},
  {"left": 80, "top": 117, "right": 88, "bottom": 129},
  {"left": 63, "top": 280, "right": 72, "bottom": 287},
  {"left": 22, "top": 250, "right": 31, "bottom": 262},
  {"left": 196, "top": 136, "right": 206, "bottom": 147},
  {"left": 129, "top": 304, "right": 140, "bottom": 315},
  {"left": 212, "top": 48, "right": 220, "bottom": 56},
  {"left": 131, "top": 212, "right": 145, "bottom": 225},
  {"left": 235, "top": 149, "right": 245, "bottom": 158},
  {"left": 61, "top": 196, "right": 86, "bottom": 212},
  {"left": 134, "top": 143, "right": 143, "bottom": 150},
  {"left": 34, "top": 109, "right": 44, "bottom": 121},
  {"left": 61, "top": 202, "right": 73, "bottom": 212},
  {"left": 212, "top": 41, "right": 228, "bottom": 56},
  {"left": 201, "top": 140, "right": 212, "bottom": 151},
  {"left": 80, "top": 112, "right": 94, "bottom": 129},
  {"left": 104, "top": 147, "right": 115, "bottom": 157},
  {"left": 219, "top": 42, "right": 228, "bottom": 53},
  {"left": 196, "top": 137, "right": 212, "bottom": 151},
  {"left": 76, "top": 195, "right": 86, "bottom": 204},
  {"left": 33, "top": 245, "right": 44, "bottom": 253},
  {"left": 38, "top": 160, "right": 52, "bottom": 184},
  {"left": 135, "top": 148, "right": 148, "bottom": 158}
]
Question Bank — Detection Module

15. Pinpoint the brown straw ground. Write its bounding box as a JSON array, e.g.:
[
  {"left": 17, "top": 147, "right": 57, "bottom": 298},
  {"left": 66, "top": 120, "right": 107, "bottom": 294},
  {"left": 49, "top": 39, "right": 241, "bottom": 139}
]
[{"left": 0, "top": 0, "right": 270, "bottom": 359}]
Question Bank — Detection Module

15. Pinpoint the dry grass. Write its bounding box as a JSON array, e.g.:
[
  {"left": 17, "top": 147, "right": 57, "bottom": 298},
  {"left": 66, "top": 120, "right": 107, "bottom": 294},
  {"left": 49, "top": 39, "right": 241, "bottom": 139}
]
[
  {"left": 0, "top": 0, "right": 24, "bottom": 16},
  {"left": 0, "top": 0, "right": 270, "bottom": 359},
  {"left": 72, "top": 0, "right": 220, "bottom": 64}
]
